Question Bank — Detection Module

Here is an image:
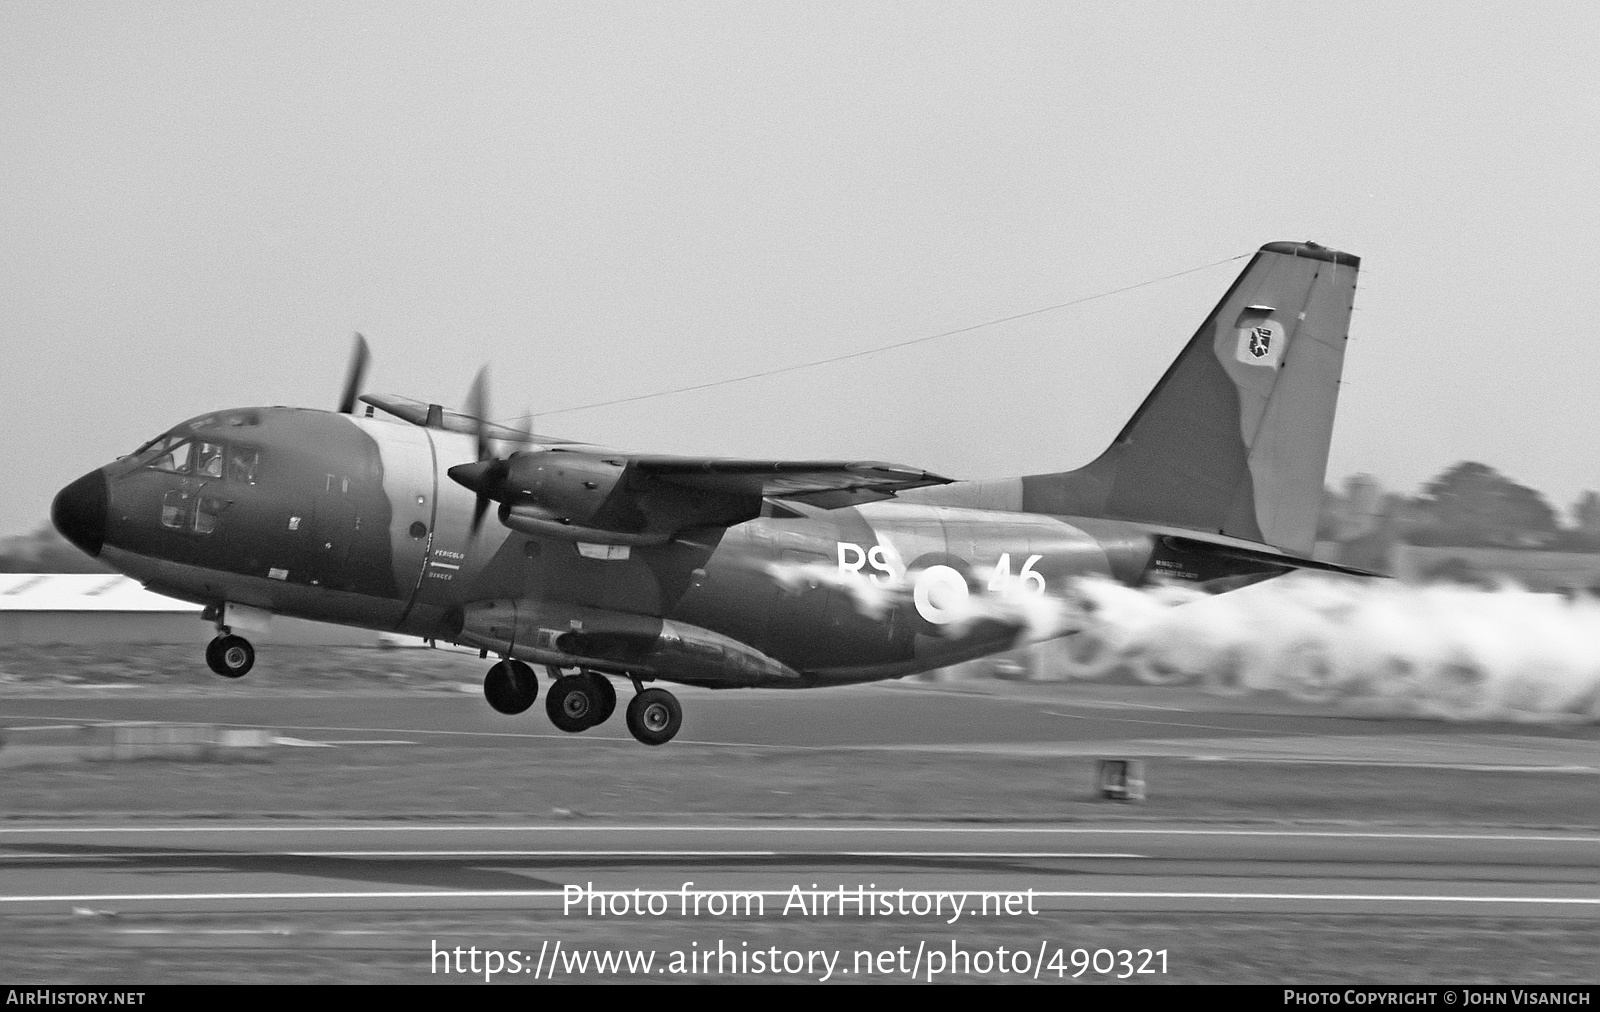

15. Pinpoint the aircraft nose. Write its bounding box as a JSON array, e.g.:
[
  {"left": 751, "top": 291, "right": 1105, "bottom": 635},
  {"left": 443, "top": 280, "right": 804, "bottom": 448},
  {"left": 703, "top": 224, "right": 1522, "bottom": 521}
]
[{"left": 51, "top": 469, "right": 108, "bottom": 558}]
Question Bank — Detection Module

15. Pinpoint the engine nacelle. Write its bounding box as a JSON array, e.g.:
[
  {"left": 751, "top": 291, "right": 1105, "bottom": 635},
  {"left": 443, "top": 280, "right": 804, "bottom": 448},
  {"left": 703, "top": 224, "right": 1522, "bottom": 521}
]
[{"left": 501, "top": 449, "right": 631, "bottom": 528}]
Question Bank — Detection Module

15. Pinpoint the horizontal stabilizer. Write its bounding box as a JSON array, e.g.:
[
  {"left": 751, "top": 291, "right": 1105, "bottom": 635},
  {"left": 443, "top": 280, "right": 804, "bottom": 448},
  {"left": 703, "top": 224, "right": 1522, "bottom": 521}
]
[{"left": 1156, "top": 534, "right": 1387, "bottom": 582}]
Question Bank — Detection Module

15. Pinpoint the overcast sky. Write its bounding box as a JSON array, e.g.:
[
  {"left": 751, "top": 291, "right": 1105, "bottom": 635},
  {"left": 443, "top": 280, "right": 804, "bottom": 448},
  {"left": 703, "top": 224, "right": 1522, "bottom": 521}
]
[{"left": 4, "top": 2, "right": 1597, "bottom": 538}]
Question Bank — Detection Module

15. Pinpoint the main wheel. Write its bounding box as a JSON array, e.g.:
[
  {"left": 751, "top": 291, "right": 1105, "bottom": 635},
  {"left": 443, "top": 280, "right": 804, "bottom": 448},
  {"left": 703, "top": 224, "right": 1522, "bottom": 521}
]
[
  {"left": 584, "top": 672, "right": 617, "bottom": 726},
  {"left": 546, "top": 675, "right": 599, "bottom": 733},
  {"left": 205, "top": 635, "right": 254, "bottom": 679},
  {"left": 625, "top": 688, "right": 682, "bottom": 746},
  {"left": 483, "top": 660, "right": 538, "bottom": 714}
]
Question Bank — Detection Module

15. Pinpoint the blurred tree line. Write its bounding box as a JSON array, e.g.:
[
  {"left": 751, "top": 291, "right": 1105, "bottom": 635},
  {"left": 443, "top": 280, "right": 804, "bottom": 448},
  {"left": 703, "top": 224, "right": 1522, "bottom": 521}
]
[
  {"left": 0, "top": 526, "right": 114, "bottom": 573},
  {"left": 1318, "top": 462, "right": 1600, "bottom": 570}
]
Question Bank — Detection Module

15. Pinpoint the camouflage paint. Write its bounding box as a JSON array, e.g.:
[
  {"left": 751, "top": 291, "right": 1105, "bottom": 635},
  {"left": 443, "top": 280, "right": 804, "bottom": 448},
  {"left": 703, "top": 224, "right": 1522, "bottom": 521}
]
[
  {"left": 57, "top": 241, "right": 1363, "bottom": 691},
  {"left": 1009, "top": 242, "right": 1358, "bottom": 556},
  {"left": 100, "top": 409, "right": 396, "bottom": 589}
]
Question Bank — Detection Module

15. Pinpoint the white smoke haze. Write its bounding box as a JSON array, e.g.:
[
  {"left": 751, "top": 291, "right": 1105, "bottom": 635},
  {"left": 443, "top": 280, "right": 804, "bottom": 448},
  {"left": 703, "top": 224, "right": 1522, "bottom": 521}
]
[
  {"left": 763, "top": 559, "right": 1082, "bottom": 638},
  {"left": 764, "top": 559, "right": 1600, "bottom": 722},
  {"left": 1042, "top": 575, "right": 1600, "bottom": 723},
  {"left": 765, "top": 561, "right": 898, "bottom": 619},
  {"left": 937, "top": 587, "right": 1081, "bottom": 643}
]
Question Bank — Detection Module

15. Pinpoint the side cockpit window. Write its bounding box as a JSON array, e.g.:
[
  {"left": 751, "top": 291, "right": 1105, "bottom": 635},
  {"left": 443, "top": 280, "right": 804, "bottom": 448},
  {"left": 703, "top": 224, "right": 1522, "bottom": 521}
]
[
  {"left": 194, "top": 496, "right": 224, "bottom": 534},
  {"left": 160, "top": 491, "right": 225, "bottom": 534},
  {"left": 160, "top": 490, "right": 187, "bottom": 528}
]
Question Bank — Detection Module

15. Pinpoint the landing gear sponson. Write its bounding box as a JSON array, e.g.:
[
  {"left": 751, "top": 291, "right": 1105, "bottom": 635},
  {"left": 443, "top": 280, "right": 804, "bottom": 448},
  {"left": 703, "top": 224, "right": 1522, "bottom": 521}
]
[{"left": 483, "top": 661, "right": 681, "bottom": 745}]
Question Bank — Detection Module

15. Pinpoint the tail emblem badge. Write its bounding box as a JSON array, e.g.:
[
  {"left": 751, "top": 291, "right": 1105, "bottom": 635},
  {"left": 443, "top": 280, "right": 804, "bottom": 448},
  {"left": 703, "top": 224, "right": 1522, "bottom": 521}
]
[
  {"left": 1248, "top": 326, "right": 1273, "bottom": 358},
  {"left": 1234, "top": 317, "right": 1285, "bottom": 368}
]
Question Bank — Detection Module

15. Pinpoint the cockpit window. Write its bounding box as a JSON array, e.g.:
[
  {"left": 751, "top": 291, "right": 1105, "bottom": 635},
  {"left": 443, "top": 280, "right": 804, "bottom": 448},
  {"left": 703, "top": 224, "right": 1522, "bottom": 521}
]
[
  {"left": 228, "top": 446, "right": 260, "bottom": 484},
  {"left": 132, "top": 436, "right": 173, "bottom": 466},
  {"left": 195, "top": 442, "right": 224, "bottom": 478},
  {"left": 139, "top": 434, "right": 263, "bottom": 487},
  {"left": 128, "top": 435, "right": 164, "bottom": 459},
  {"left": 147, "top": 439, "right": 193, "bottom": 474}
]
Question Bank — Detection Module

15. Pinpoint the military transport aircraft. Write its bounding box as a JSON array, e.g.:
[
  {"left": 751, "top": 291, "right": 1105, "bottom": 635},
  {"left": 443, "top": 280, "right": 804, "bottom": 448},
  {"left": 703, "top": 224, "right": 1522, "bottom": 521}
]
[{"left": 52, "top": 241, "right": 1368, "bottom": 745}]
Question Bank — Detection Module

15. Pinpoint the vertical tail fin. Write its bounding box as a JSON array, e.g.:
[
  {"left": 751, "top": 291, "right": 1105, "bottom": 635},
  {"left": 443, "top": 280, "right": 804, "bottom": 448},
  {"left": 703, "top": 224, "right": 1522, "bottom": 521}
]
[{"left": 1022, "top": 241, "right": 1360, "bottom": 555}]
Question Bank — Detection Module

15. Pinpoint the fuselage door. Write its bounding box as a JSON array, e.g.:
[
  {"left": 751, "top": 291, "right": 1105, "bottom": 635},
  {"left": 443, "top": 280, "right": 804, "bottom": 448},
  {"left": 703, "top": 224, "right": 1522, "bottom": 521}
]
[{"left": 308, "top": 470, "right": 359, "bottom": 590}]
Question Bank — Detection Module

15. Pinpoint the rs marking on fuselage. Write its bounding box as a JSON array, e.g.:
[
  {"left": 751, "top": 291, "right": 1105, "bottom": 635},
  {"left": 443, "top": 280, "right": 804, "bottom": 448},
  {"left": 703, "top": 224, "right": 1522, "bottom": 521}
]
[
  {"left": 836, "top": 543, "right": 1050, "bottom": 625},
  {"left": 836, "top": 543, "right": 1049, "bottom": 596},
  {"left": 836, "top": 542, "right": 898, "bottom": 585}
]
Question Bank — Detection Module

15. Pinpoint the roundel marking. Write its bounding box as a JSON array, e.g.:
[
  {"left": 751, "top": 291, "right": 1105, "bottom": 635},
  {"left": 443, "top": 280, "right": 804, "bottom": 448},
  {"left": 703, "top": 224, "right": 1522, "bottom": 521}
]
[{"left": 913, "top": 565, "right": 970, "bottom": 625}]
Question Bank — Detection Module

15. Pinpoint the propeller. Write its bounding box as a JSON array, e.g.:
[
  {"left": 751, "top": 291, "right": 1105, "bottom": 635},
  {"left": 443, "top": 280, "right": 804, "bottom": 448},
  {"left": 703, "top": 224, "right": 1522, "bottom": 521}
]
[
  {"left": 463, "top": 366, "right": 499, "bottom": 534},
  {"left": 336, "top": 333, "right": 370, "bottom": 414},
  {"left": 465, "top": 366, "right": 491, "bottom": 462},
  {"left": 451, "top": 374, "right": 547, "bottom": 536}
]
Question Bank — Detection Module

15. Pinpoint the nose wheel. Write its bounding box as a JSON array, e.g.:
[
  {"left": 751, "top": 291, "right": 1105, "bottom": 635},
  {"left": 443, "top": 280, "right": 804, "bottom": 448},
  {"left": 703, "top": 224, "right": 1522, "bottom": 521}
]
[
  {"left": 625, "top": 687, "right": 682, "bottom": 746},
  {"left": 205, "top": 635, "right": 255, "bottom": 678},
  {"left": 483, "top": 659, "right": 538, "bottom": 714}
]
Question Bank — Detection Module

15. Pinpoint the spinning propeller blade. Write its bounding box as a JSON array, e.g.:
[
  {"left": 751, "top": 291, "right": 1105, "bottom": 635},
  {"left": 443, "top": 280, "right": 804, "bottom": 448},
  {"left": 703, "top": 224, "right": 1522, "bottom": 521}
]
[
  {"left": 465, "top": 366, "right": 495, "bottom": 534},
  {"left": 337, "top": 333, "right": 370, "bottom": 414}
]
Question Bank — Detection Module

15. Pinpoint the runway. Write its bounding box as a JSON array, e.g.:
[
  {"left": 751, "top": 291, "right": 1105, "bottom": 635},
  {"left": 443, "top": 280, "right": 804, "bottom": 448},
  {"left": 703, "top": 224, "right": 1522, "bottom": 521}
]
[
  {"left": 3, "top": 678, "right": 1597, "bottom": 981},
  {"left": 3, "top": 822, "right": 1599, "bottom": 919},
  {"left": 5, "top": 678, "right": 1597, "bottom": 760}
]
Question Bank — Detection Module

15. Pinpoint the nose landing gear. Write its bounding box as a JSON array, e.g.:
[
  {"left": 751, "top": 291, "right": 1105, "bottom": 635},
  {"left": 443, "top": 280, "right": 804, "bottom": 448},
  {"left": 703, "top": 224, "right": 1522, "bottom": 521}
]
[
  {"left": 205, "top": 635, "right": 255, "bottom": 678},
  {"left": 483, "top": 659, "right": 538, "bottom": 714}
]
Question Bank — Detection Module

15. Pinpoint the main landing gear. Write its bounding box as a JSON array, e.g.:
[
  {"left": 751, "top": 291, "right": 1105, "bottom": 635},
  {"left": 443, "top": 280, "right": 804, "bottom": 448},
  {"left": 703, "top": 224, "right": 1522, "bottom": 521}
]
[
  {"left": 624, "top": 687, "right": 682, "bottom": 747},
  {"left": 479, "top": 660, "right": 683, "bottom": 745},
  {"left": 483, "top": 659, "right": 538, "bottom": 714},
  {"left": 545, "top": 670, "right": 617, "bottom": 733},
  {"left": 205, "top": 634, "right": 255, "bottom": 678}
]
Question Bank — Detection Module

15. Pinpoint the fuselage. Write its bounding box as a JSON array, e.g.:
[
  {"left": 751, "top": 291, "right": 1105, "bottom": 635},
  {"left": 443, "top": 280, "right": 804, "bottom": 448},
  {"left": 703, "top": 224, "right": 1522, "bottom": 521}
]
[
  {"left": 47, "top": 240, "right": 1361, "bottom": 747},
  {"left": 53, "top": 405, "right": 1197, "bottom": 688}
]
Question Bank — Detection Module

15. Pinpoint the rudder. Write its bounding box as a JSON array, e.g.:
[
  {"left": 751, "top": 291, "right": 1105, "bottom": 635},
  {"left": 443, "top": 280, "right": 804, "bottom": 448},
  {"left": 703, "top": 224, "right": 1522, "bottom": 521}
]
[{"left": 1020, "top": 241, "right": 1360, "bottom": 555}]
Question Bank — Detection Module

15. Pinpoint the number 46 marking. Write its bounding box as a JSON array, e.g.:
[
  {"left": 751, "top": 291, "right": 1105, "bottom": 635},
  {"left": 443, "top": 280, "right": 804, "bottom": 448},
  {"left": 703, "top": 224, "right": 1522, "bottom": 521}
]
[{"left": 988, "top": 553, "right": 1046, "bottom": 597}]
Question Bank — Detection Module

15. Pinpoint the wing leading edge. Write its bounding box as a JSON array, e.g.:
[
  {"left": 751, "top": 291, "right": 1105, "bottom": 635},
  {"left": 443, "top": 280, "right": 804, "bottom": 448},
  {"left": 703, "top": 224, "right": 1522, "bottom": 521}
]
[
  {"left": 631, "top": 456, "right": 952, "bottom": 499},
  {"left": 449, "top": 447, "right": 953, "bottom": 545}
]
